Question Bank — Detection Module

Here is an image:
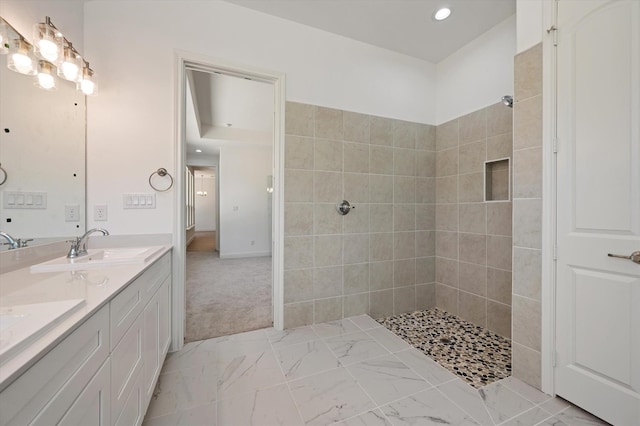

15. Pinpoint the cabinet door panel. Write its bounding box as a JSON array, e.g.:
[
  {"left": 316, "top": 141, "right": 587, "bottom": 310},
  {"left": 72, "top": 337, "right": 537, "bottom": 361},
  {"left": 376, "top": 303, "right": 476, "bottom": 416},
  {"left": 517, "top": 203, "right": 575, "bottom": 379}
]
[
  {"left": 57, "top": 360, "right": 111, "bottom": 426},
  {"left": 0, "top": 306, "right": 109, "bottom": 425},
  {"left": 143, "top": 291, "right": 160, "bottom": 403},
  {"left": 111, "top": 314, "right": 143, "bottom": 420},
  {"left": 158, "top": 277, "right": 171, "bottom": 357},
  {"left": 115, "top": 368, "right": 144, "bottom": 426}
]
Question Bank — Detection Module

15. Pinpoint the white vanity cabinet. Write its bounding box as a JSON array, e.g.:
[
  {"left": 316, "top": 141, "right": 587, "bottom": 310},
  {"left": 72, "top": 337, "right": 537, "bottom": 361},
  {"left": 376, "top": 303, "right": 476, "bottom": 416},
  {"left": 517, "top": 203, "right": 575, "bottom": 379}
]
[{"left": 0, "top": 250, "right": 172, "bottom": 426}]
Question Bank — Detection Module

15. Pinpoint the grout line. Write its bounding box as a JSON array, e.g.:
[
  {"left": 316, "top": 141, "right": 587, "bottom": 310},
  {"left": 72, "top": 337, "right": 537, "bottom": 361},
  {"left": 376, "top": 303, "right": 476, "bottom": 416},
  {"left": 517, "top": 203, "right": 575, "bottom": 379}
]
[{"left": 266, "top": 331, "right": 307, "bottom": 425}]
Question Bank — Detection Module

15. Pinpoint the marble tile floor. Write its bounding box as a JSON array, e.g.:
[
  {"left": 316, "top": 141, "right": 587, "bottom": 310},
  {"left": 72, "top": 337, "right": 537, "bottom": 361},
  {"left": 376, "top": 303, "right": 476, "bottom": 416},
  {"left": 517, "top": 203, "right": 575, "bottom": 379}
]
[
  {"left": 378, "top": 308, "right": 511, "bottom": 388},
  {"left": 144, "top": 315, "right": 608, "bottom": 426}
]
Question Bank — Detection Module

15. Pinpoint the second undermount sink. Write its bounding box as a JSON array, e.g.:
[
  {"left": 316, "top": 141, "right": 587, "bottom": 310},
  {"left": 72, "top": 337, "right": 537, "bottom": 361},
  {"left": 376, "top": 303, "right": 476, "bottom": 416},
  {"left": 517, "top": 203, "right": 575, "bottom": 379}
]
[{"left": 30, "top": 246, "right": 164, "bottom": 273}]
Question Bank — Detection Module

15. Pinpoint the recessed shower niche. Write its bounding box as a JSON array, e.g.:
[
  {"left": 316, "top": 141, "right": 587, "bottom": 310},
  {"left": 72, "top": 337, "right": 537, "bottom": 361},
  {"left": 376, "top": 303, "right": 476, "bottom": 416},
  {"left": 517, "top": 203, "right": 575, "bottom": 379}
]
[{"left": 484, "top": 158, "right": 510, "bottom": 202}]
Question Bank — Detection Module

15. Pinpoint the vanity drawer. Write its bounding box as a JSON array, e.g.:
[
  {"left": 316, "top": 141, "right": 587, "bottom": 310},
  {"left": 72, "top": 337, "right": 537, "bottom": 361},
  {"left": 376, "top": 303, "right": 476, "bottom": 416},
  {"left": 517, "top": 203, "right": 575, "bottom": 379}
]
[
  {"left": 110, "top": 275, "right": 144, "bottom": 350},
  {"left": 109, "top": 252, "right": 170, "bottom": 350},
  {"left": 142, "top": 252, "right": 171, "bottom": 299},
  {"left": 0, "top": 305, "right": 109, "bottom": 425},
  {"left": 111, "top": 311, "right": 143, "bottom": 421}
]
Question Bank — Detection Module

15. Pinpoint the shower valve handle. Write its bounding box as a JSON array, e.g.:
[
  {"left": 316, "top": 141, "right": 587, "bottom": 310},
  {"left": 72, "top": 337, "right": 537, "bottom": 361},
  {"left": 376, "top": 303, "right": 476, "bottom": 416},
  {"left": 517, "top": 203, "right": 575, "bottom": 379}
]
[{"left": 336, "top": 200, "right": 354, "bottom": 215}]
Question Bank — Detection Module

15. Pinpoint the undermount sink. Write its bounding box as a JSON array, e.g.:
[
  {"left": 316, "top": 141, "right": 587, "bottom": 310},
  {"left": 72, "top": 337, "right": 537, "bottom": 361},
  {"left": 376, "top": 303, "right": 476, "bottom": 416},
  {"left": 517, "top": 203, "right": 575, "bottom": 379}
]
[
  {"left": 30, "top": 246, "right": 164, "bottom": 273},
  {"left": 0, "top": 299, "right": 85, "bottom": 363}
]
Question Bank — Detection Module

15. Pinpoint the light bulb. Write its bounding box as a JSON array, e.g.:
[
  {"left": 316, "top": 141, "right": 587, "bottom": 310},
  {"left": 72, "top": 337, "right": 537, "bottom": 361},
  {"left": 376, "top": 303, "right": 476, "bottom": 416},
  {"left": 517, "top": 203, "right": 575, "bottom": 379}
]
[
  {"left": 78, "top": 65, "right": 98, "bottom": 95},
  {"left": 37, "top": 72, "right": 55, "bottom": 89},
  {"left": 36, "top": 61, "right": 56, "bottom": 90},
  {"left": 61, "top": 61, "right": 79, "bottom": 81},
  {"left": 58, "top": 45, "right": 82, "bottom": 82},
  {"left": 80, "top": 78, "right": 95, "bottom": 95},
  {"left": 33, "top": 20, "right": 62, "bottom": 62},
  {"left": 38, "top": 38, "right": 58, "bottom": 62},
  {"left": 11, "top": 52, "right": 33, "bottom": 74}
]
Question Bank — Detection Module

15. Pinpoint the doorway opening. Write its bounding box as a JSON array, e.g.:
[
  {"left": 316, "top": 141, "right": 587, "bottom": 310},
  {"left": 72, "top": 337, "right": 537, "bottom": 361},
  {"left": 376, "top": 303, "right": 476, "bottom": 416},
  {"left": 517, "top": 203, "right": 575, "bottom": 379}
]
[{"left": 173, "top": 53, "right": 285, "bottom": 349}]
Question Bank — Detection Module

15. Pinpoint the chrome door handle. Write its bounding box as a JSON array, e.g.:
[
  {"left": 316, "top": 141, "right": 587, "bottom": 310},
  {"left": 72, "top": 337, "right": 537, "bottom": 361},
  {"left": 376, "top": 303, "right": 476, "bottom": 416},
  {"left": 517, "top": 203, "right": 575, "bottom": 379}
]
[{"left": 608, "top": 251, "right": 640, "bottom": 264}]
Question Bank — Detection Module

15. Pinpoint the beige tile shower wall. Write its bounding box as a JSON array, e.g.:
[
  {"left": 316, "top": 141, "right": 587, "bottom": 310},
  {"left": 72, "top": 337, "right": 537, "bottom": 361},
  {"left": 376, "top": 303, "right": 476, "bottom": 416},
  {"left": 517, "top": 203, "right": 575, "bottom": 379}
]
[
  {"left": 434, "top": 102, "right": 513, "bottom": 339},
  {"left": 283, "top": 102, "right": 436, "bottom": 328},
  {"left": 512, "top": 43, "right": 543, "bottom": 389}
]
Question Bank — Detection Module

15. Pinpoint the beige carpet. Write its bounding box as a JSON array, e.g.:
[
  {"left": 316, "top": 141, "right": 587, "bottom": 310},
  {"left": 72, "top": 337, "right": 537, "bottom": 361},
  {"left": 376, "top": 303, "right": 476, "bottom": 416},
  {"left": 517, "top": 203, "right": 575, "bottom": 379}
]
[
  {"left": 187, "top": 231, "right": 216, "bottom": 252},
  {"left": 185, "top": 251, "right": 272, "bottom": 343}
]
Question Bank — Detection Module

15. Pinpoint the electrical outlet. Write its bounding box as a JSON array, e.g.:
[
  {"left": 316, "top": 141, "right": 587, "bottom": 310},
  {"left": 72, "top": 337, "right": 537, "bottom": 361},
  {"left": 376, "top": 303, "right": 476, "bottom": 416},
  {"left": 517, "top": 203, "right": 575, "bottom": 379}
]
[{"left": 94, "top": 205, "right": 108, "bottom": 221}]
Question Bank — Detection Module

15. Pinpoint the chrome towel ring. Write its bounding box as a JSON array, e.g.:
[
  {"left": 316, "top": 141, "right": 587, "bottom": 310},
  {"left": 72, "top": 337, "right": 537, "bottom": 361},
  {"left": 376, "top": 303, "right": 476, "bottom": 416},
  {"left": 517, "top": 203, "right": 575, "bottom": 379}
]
[{"left": 149, "top": 168, "right": 173, "bottom": 192}]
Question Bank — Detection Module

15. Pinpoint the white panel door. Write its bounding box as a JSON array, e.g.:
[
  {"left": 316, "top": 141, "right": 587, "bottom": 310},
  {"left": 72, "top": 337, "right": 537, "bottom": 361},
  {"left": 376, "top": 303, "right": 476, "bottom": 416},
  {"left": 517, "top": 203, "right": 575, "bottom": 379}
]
[{"left": 556, "top": 1, "right": 640, "bottom": 424}]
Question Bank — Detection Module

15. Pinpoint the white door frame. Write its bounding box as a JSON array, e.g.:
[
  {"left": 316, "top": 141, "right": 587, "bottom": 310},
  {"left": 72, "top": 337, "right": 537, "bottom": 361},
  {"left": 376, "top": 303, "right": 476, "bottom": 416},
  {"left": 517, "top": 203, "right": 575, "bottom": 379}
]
[
  {"left": 171, "top": 50, "right": 286, "bottom": 352},
  {"left": 541, "top": 0, "right": 558, "bottom": 396}
]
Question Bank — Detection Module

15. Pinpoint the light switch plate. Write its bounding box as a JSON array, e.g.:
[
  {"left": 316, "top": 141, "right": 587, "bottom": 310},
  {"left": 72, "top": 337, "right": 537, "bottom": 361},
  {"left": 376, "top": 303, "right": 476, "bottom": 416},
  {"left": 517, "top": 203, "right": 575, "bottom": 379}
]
[
  {"left": 65, "top": 204, "right": 81, "bottom": 222},
  {"left": 123, "top": 193, "right": 156, "bottom": 209}
]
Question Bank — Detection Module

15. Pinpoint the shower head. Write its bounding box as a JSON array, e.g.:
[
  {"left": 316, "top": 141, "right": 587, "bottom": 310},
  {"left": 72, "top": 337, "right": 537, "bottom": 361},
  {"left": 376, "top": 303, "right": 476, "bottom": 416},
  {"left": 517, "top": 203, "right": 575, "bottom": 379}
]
[{"left": 501, "top": 95, "right": 513, "bottom": 108}]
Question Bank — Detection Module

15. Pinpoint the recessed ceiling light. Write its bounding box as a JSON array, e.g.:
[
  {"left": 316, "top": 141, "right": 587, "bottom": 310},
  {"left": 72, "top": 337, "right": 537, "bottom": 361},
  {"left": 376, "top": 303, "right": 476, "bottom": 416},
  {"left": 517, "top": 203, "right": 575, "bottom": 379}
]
[
  {"left": 433, "top": 7, "right": 451, "bottom": 21},
  {"left": 225, "top": 123, "right": 233, "bottom": 127},
  {"left": 196, "top": 149, "right": 202, "bottom": 153}
]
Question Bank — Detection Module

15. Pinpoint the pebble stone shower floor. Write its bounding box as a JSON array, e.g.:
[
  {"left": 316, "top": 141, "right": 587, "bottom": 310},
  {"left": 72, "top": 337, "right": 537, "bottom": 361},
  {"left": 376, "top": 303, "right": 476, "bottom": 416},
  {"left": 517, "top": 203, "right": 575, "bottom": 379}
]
[{"left": 377, "top": 307, "right": 512, "bottom": 388}]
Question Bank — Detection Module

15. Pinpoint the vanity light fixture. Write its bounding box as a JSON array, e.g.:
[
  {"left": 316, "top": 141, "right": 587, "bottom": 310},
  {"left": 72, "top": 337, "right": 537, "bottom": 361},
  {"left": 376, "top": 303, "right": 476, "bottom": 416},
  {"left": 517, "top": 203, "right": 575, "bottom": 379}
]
[
  {"left": 78, "top": 63, "right": 97, "bottom": 95},
  {"left": 7, "top": 38, "right": 37, "bottom": 75},
  {"left": 33, "top": 17, "right": 62, "bottom": 62},
  {"left": 433, "top": 7, "right": 452, "bottom": 21},
  {"left": 57, "top": 43, "right": 82, "bottom": 82},
  {"left": 36, "top": 60, "right": 56, "bottom": 90},
  {"left": 195, "top": 149, "right": 202, "bottom": 153},
  {"left": 0, "top": 16, "right": 97, "bottom": 95}
]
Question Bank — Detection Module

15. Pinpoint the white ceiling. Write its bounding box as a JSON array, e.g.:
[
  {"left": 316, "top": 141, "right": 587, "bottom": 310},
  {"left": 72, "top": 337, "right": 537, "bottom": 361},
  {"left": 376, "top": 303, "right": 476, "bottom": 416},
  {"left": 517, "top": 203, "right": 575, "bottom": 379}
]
[
  {"left": 224, "top": 0, "right": 516, "bottom": 63},
  {"left": 186, "top": 0, "right": 516, "bottom": 160}
]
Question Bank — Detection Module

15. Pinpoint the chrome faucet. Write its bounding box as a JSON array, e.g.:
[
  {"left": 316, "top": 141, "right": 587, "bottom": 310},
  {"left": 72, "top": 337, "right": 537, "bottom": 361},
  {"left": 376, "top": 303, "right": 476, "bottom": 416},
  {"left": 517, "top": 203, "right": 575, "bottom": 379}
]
[
  {"left": 0, "top": 231, "right": 19, "bottom": 250},
  {"left": 67, "top": 228, "right": 110, "bottom": 259}
]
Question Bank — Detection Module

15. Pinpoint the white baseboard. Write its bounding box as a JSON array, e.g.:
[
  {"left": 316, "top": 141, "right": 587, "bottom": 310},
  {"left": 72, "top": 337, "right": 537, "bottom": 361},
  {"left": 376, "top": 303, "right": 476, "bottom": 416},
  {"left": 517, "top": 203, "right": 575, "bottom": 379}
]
[{"left": 219, "top": 251, "right": 272, "bottom": 259}]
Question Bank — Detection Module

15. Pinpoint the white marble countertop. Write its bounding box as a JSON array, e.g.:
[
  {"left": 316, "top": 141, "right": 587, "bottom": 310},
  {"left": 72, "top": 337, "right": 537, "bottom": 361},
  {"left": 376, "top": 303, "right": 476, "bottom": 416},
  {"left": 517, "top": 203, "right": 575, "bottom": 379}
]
[{"left": 0, "top": 245, "right": 172, "bottom": 391}]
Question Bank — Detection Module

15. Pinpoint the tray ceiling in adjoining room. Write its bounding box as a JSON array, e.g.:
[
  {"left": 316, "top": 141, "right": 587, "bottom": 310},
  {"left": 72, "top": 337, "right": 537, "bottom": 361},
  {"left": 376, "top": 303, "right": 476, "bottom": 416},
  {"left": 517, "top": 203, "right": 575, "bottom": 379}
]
[{"left": 186, "top": 69, "right": 274, "bottom": 157}]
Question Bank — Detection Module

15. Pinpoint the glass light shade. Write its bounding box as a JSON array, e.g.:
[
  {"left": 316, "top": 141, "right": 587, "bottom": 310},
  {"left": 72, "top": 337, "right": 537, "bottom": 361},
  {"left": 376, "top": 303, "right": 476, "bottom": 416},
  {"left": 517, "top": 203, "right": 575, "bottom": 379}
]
[
  {"left": 35, "top": 60, "right": 56, "bottom": 90},
  {"left": 57, "top": 46, "right": 82, "bottom": 82},
  {"left": 8, "top": 39, "right": 37, "bottom": 75},
  {"left": 33, "top": 23, "right": 62, "bottom": 62},
  {"left": 77, "top": 66, "right": 98, "bottom": 95},
  {"left": 0, "top": 20, "right": 9, "bottom": 55}
]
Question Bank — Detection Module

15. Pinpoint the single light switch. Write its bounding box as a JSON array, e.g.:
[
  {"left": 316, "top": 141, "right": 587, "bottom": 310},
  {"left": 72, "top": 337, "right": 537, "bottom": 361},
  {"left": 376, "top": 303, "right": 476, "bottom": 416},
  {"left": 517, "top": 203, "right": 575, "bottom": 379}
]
[
  {"left": 35, "top": 195, "right": 42, "bottom": 205},
  {"left": 16, "top": 195, "right": 24, "bottom": 205},
  {"left": 25, "top": 195, "right": 33, "bottom": 205}
]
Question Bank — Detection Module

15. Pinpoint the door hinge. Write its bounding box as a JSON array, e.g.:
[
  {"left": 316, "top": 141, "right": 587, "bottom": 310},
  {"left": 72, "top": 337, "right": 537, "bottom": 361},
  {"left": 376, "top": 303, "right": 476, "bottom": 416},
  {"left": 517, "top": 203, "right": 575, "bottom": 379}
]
[
  {"left": 552, "top": 350, "right": 557, "bottom": 367},
  {"left": 553, "top": 245, "right": 558, "bottom": 261},
  {"left": 547, "top": 25, "right": 558, "bottom": 46},
  {"left": 553, "top": 137, "right": 558, "bottom": 154}
]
